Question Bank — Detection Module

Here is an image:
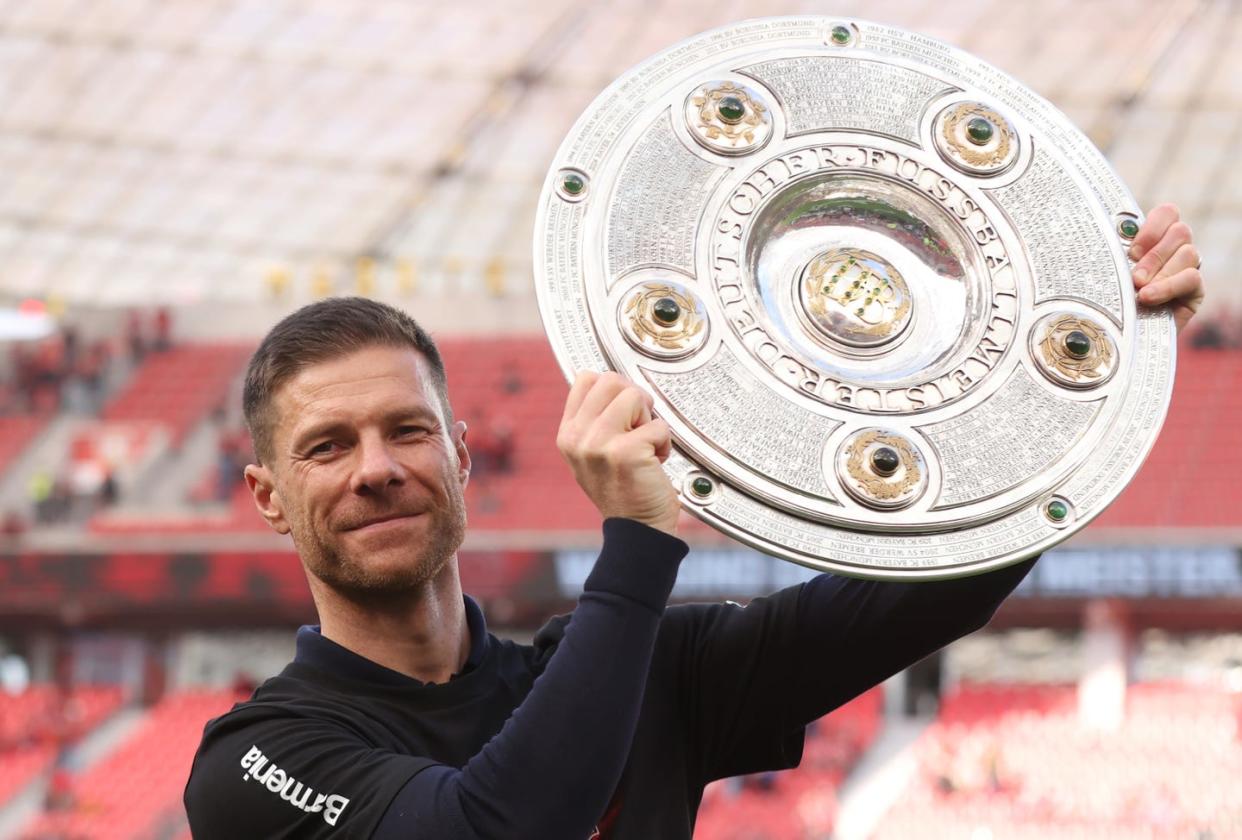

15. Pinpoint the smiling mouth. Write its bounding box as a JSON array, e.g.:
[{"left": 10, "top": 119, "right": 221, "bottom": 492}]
[{"left": 347, "top": 514, "right": 421, "bottom": 532}]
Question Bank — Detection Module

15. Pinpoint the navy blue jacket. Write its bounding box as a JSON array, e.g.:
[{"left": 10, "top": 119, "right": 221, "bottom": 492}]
[{"left": 184, "top": 519, "right": 1035, "bottom": 839}]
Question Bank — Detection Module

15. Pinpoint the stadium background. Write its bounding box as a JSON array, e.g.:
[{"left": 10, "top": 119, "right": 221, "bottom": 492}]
[{"left": 0, "top": 0, "right": 1238, "bottom": 837}]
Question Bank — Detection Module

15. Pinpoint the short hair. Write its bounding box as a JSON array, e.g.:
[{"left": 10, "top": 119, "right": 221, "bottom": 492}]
[{"left": 243, "top": 297, "right": 450, "bottom": 465}]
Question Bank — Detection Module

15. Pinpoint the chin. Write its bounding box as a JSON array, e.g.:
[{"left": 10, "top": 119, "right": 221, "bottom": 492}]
[
  {"left": 304, "top": 510, "right": 463, "bottom": 594},
  {"left": 349, "top": 545, "right": 452, "bottom": 592}
]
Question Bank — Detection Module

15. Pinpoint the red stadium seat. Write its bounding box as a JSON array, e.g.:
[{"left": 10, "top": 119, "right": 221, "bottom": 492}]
[
  {"left": 873, "top": 681, "right": 1242, "bottom": 838},
  {"left": 101, "top": 344, "right": 251, "bottom": 449},
  {"left": 19, "top": 690, "right": 238, "bottom": 840},
  {"left": 695, "top": 687, "right": 882, "bottom": 839}
]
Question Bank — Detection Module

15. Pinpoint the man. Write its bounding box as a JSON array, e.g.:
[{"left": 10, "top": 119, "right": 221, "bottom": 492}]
[{"left": 184, "top": 206, "right": 1203, "bottom": 838}]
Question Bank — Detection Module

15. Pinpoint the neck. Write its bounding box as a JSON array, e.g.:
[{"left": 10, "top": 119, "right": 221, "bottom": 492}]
[{"left": 310, "top": 557, "right": 470, "bottom": 685}]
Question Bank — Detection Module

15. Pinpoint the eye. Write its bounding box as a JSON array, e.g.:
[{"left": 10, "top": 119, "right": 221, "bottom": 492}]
[
  {"left": 309, "top": 441, "right": 339, "bottom": 456},
  {"left": 395, "top": 425, "right": 427, "bottom": 438}
]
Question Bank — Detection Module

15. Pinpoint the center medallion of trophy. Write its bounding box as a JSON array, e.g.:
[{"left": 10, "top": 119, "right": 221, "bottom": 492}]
[
  {"left": 708, "top": 140, "right": 1021, "bottom": 414},
  {"left": 797, "top": 247, "right": 913, "bottom": 350}
]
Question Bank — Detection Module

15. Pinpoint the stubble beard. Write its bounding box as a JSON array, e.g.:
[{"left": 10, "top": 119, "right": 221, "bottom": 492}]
[{"left": 297, "top": 479, "right": 468, "bottom": 602}]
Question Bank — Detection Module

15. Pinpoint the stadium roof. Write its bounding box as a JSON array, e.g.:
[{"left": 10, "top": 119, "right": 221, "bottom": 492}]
[{"left": 0, "top": 0, "right": 1237, "bottom": 312}]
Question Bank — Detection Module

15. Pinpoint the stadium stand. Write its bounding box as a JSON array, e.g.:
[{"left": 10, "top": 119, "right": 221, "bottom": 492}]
[
  {"left": 71, "top": 339, "right": 1242, "bottom": 539},
  {"left": 1095, "top": 342, "right": 1242, "bottom": 529},
  {"left": 871, "top": 681, "right": 1242, "bottom": 839},
  {"left": 10, "top": 684, "right": 881, "bottom": 839},
  {"left": 100, "top": 343, "right": 252, "bottom": 450},
  {"left": 0, "top": 415, "right": 51, "bottom": 478},
  {"left": 0, "top": 685, "right": 124, "bottom": 812},
  {"left": 88, "top": 335, "right": 643, "bottom": 535},
  {"left": 18, "top": 690, "right": 238, "bottom": 840},
  {"left": 695, "top": 688, "right": 883, "bottom": 840}
]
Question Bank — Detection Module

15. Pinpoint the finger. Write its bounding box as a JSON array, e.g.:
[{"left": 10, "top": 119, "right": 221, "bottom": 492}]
[
  {"left": 652, "top": 427, "right": 672, "bottom": 463},
  {"left": 1129, "top": 203, "right": 1179, "bottom": 261},
  {"left": 1132, "top": 221, "right": 1192, "bottom": 284},
  {"left": 1134, "top": 242, "right": 1198, "bottom": 289},
  {"left": 621, "top": 417, "right": 672, "bottom": 458},
  {"left": 1172, "top": 302, "right": 1196, "bottom": 333},
  {"left": 1152, "top": 242, "right": 1199, "bottom": 281},
  {"left": 575, "top": 372, "right": 631, "bottom": 424},
  {"left": 594, "top": 387, "right": 652, "bottom": 437},
  {"left": 1137, "top": 267, "right": 1202, "bottom": 306},
  {"left": 562, "top": 370, "right": 599, "bottom": 424}
]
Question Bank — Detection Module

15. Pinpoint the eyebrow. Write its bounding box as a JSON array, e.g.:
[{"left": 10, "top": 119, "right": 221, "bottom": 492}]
[{"left": 289, "top": 405, "right": 442, "bottom": 452}]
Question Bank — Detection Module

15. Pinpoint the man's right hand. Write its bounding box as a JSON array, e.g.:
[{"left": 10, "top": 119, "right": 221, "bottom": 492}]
[{"left": 557, "top": 371, "right": 680, "bottom": 537}]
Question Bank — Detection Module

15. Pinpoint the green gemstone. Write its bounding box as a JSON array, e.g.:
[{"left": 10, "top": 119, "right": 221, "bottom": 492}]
[
  {"left": 562, "top": 172, "right": 585, "bottom": 195},
  {"left": 871, "top": 447, "right": 900, "bottom": 476},
  {"left": 717, "top": 95, "right": 746, "bottom": 123},
  {"left": 830, "top": 25, "right": 851, "bottom": 44},
  {"left": 1046, "top": 499, "right": 1069, "bottom": 521},
  {"left": 652, "top": 297, "right": 681, "bottom": 325},
  {"left": 1064, "top": 330, "right": 1091, "bottom": 358},
  {"left": 1118, "top": 217, "right": 1139, "bottom": 239},
  {"left": 966, "top": 117, "right": 994, "bottom": 145},
  {"left": 690, "top": 476, "right": 713, "bottom": 497}
]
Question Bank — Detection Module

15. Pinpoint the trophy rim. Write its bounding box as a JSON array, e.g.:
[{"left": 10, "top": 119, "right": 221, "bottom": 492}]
[{"left": 532, "top": 15, "right": 1177, "bottom": 579}]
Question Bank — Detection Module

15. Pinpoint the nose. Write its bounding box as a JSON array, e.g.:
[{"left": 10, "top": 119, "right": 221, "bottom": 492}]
[{"left": 350, "top": 435, "right": 406, "bottom": 495}]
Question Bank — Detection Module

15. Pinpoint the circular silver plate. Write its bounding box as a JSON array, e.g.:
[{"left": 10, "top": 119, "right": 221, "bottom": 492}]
[{"left": 533, "top": 17, "right": 1176, "bottom": 580}]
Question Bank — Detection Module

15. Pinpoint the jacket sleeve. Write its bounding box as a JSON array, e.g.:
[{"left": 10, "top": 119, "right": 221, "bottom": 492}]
[
  {"left": 372, "top": 518, "right": 687, "bottom": 840},
  {"left": 658, "top": 556, "right": 1038, "bottom": 782}
]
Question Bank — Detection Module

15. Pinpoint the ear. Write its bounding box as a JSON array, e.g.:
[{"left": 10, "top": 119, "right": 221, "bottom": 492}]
[
  {"left": 244, "top": 463, "right": 291, "bottom": 535},
  {"left": 451, "top": 420, "right": 471, "bottom": 488}
]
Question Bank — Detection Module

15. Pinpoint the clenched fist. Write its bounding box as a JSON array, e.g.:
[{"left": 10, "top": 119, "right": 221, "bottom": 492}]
[{"left": 557, "top": 371, "right": 680, "bottom": 537}]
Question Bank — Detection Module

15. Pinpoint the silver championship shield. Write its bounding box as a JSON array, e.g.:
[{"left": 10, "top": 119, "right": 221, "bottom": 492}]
[{"left": 533, "top": 18, "right": 1175, "bottom": 580}]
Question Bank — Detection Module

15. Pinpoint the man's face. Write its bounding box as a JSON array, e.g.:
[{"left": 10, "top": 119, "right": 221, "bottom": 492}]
[{"left": 246, "top": 345, "right": 469, "bottom": 598}]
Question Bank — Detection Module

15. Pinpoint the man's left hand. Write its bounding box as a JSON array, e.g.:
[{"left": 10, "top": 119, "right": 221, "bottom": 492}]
[{"left": 1129, "top": 203, "right": 1205, "bottom": 332}]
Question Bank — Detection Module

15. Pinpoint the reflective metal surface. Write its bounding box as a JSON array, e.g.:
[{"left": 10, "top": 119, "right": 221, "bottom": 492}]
[{"left": 533, "top": 17, "right": 1176, "bottom": 579}]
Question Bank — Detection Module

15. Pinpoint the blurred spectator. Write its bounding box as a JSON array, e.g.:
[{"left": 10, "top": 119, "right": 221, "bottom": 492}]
[
  {"left": 36, "top": 337, "right": 64, "bottom": 396},
  {"left": 49, "top": 477, "right": 73, "bottom": 522},
  {"left": 501, "top": 362, "right": 524, "bottom": 394},
  {"left": 217, "top": 427, "right": 252, "bottom": 501},
  {"left": 11, "top": 342, "right": 35, "bottom": 411},
  {"left": 3, "top": 326, "right": 119, "bottom": 415},
  {"left": 231, "top": 673, "right": 258, "bottom": 698},
  {"left": 125, "top": 310, "right": 145, "bottom": 362},
  {"left": 468, "top": 407, "right": 514, "bottom": 478},
  {"left": 1189, "top": 319, "right": 1225, "bottom": 348},
  {"left": 742, "top": 771, "right": 776, "bottom": 792},
  {"left": 1, "top": 510, "right": 28, "bottom": 538},
  {"left": 1184, "top": 307, "right": 1239, "bottom": 349},
  {"left": 61, "top": 327, "right": 79, "bottom": 372},
  {"left": 153, "top": 307, "right": 173, "bottom": 352},
  {"left": 28, "top": 470, "right": 55, "bottom": 523},
  {"left": 44, "top": 764, "right": 76, "bottom": 813},
  {"left": 9, "top": 334, "right": 69, "bottom": 413},
  {"left": 98, "top": 470, "right": 118, "bottom": 508},
  {"left": 74, "top": 340, "right": 111, "bottom": 414}
]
